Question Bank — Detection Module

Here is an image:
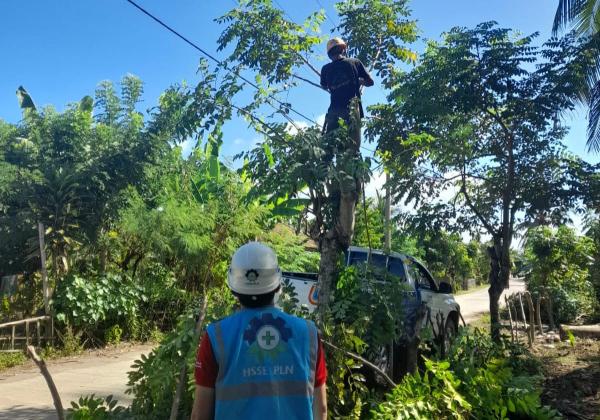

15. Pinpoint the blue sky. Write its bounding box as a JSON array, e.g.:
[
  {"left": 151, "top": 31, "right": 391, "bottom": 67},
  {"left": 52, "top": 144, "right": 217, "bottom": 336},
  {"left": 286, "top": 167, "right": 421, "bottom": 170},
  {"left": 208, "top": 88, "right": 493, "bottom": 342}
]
[{"left": 0, "top": 0, "right": 595, "bottom": 168}]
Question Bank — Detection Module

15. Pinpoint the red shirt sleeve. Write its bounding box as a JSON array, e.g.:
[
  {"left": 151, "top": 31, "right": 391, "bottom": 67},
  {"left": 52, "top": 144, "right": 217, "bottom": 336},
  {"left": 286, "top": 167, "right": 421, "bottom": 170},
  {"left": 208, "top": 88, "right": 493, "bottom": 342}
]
[
  {"left": 314, "top": 336, "right": 327, "bottom": 388},
  {"left": 195, "top": 331, "right": 218, "bottom": 388}
]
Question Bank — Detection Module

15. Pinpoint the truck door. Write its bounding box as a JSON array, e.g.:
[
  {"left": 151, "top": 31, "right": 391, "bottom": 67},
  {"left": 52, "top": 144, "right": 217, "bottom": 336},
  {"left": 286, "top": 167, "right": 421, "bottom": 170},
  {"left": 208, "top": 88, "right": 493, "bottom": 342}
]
[{"left": 406, "top": 259, "right": 441, "bottom": 334}]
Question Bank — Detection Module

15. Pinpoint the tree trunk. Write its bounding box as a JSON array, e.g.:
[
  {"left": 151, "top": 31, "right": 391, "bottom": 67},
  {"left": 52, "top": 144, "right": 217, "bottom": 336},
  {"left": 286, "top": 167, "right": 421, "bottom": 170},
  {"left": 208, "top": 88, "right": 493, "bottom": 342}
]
[
  {"left": 318, "top": 236, "right": 342, "bottom": 318},
  {"left": 317, "top": 109, "right": 362, "bottom": 315},
  {"left": 38, "top": 222, "right": 51, "bottom": 316},
  {"left": 488, "top": 242, "right": 504, "bottom": 342},
  {"left": 383, "top": 172, "right": 391, "bottom": 254}
]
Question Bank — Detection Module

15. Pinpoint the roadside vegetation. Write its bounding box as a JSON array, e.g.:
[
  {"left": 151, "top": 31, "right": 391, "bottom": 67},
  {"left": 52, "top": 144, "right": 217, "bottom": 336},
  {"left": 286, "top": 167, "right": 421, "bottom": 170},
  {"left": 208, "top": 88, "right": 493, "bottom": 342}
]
[{"left": 1, "top": 0, "right": 599, "bottom": 418}]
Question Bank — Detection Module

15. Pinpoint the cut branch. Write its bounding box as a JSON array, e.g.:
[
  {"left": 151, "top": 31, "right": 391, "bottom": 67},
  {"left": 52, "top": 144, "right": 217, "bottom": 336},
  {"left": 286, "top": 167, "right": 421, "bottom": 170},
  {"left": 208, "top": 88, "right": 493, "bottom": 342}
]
[
  {"left": 27, "top": 345, "right": 64, "bottom": 420},
  {"left": 322, "top": 339, "right": 396, "bottom": 388},
  {"left": 297, "top": 53, "right": 322, "bottom": 78},
  {"left": 292, "top": 74, "right": 327, "bottom": 90}
]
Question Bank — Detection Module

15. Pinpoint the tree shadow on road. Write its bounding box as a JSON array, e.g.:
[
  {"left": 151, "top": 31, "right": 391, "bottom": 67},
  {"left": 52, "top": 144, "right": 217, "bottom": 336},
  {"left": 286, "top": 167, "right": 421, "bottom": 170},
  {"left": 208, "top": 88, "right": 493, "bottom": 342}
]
[{"left": 0, "top": 405, "right": 55, "bottom": 420}]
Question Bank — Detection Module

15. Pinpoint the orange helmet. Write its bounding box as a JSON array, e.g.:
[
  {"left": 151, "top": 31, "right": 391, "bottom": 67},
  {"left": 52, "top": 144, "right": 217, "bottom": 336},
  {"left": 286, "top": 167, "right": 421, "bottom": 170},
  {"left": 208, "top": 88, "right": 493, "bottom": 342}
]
[{"left": 326, "top": 37, "right": 347, "bottom": 53}]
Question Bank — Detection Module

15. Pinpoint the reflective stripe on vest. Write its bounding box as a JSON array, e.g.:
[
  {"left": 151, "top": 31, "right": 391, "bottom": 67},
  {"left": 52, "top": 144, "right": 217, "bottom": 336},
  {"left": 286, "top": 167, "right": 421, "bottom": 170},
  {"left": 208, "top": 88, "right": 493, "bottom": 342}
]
[
  {"left": 207, "top": 307, "right": 318, "bottom": 419},
  {"left": 216, "top": 380, "right": 311, "bottom": 401}
]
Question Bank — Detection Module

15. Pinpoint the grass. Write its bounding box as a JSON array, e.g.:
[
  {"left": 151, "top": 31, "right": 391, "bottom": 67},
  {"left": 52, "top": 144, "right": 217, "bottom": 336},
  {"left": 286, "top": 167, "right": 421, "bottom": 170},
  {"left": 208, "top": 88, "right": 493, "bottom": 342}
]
[
  {"left": 469, "top": 313, "right": 491, "bottom": 331},
  {"left": 0, "top": 351, "right": 27, "bottom": 372},
  {"left": 455, "top": 283, "right": 488, "bottom": 295}
]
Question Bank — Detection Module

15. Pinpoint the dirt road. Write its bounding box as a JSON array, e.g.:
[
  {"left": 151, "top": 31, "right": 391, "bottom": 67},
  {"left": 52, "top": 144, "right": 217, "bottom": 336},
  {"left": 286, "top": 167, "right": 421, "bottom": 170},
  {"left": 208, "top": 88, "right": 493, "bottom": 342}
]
[
  {"left": 0, "top": 280, "right": 525, "bottom": 419},
  {"left": 455, "top": 277, "right": 526, "bottom": 323},
  {"left": 0, "top": 344, "right": 154, "bottom": 419}
]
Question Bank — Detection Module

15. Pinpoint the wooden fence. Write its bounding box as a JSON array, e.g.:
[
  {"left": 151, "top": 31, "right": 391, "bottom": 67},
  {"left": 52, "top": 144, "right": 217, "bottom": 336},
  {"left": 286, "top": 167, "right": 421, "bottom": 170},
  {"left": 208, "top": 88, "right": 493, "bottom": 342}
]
[{"left": 0, "top": 316, "right": 54, "bottom": 351}]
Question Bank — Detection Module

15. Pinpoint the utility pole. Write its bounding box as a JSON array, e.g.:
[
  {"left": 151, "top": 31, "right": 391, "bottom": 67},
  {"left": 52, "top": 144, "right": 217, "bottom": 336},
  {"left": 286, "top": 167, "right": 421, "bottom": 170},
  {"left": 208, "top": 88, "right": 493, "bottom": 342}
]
[
  {"left": 383, "top": 172, "right": 391, "bottom": 254},
  {"left": 38, "top": 222, "right": 50, "bottom": 315}
]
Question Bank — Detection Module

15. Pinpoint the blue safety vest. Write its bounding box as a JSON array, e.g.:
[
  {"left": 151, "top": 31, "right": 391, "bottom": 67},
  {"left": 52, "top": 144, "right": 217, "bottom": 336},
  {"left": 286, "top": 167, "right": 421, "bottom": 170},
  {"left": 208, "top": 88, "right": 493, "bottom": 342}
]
[{"left": 206, "top": 306, "right": 318, "bottom": 419}]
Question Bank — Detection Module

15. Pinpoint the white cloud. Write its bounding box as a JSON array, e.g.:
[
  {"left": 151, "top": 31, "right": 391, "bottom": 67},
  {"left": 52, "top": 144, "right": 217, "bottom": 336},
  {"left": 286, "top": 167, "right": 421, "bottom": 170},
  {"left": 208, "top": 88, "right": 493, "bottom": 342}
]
[
  {"left": 364, "top": 169, "right": 386, "bottom": 198},
  {"left": 180, "top": 138, "right": 196, "bottom": 158},
  {"left": 286, "top": 114, "right": 326, "bottom": 135}
]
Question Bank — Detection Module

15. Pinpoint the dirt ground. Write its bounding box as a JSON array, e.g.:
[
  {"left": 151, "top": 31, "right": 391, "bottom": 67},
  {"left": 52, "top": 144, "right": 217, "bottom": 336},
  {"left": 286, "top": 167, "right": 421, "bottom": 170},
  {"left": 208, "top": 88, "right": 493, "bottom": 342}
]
[
  {"left": 0, "top": 343, "right": 154, "bottom": 419},
  {"left": 533, "top": 339, "right": 600, "bottom": 420}
]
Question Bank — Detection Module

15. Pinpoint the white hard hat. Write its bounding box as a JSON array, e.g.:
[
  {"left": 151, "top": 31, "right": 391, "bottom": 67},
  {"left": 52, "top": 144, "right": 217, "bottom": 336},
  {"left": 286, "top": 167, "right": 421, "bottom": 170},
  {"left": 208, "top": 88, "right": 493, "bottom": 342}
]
[
  {"left": 227, "top": 242, "right": 282, "bottom": 295},
  {"left": 327, "top": 37, "right": 347, "bottom": 53}
]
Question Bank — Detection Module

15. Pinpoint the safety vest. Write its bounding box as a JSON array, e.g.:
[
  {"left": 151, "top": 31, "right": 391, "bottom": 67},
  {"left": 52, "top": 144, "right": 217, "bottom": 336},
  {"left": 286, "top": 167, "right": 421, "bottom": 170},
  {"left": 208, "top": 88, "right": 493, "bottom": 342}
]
[{"left": 206, "top": 306, "right": 318, "bottom": 419}]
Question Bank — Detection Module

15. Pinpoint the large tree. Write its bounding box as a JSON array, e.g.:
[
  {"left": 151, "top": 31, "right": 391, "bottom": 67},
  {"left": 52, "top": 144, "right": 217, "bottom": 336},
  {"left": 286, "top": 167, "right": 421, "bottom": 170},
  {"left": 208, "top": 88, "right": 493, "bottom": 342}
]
[
  {"left": 215, "top": 0, "right": 417, "bottom": 313},
  {"left": 370, "top": 23, "right": 593, "bottom": 339}
]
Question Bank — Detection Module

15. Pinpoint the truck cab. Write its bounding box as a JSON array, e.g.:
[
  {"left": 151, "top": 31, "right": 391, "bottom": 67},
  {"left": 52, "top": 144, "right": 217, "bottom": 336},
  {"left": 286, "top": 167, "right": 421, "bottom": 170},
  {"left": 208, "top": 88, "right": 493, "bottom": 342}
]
[{"left": 281, "top": 246, "right": 461, "bottom": 340}]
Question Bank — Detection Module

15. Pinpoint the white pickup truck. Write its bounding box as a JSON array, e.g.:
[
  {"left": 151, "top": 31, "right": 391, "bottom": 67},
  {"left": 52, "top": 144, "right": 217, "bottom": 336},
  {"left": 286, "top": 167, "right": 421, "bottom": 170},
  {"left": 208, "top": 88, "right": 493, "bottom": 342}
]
[{"left": 282, "top": 246, "right": 461, "bottom": 380}]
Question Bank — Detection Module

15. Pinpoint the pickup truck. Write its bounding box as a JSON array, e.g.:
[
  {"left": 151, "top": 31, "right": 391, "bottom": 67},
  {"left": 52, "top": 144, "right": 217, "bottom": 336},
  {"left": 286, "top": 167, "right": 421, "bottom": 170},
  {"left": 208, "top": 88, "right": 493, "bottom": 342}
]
[{"left": 281, "top": 246, "right": 461, "bottom": 380}]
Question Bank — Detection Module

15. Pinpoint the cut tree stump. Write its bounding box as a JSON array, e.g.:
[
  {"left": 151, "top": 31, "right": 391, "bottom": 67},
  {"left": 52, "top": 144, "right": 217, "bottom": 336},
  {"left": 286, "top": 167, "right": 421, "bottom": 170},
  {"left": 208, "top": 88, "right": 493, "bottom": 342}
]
[{"left": 560, "top": 324, "right": 600, "bottom": 340}]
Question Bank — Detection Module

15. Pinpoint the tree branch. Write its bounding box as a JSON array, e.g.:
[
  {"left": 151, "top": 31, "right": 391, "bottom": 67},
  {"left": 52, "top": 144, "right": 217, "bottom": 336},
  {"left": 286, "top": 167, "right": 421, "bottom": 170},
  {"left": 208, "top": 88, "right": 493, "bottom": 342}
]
[
  {"left": 459, "top": 168, "right": 497, "bottom": 237},
  {"left": 297, "top": 53, "right": 322, "bottom": 78},
  {"left": 292, "top": 74, "right": 327, "bottom": 90},
  {"left": 322, "top": 339, "right": 396, "bottom": 388},
  {"left": 27, "top": 345, "right": 64, "bottom": 420}
]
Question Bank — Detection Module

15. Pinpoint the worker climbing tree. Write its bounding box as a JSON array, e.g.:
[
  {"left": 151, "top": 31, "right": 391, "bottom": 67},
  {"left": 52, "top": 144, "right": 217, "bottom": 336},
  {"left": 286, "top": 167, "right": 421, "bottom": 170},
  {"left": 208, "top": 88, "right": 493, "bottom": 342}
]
[
  {"left": 217, "top": 0, "right": 418, "bottom": 314},
  {"left": 320, "top": 37, "right": 374, "bottom": 136}
]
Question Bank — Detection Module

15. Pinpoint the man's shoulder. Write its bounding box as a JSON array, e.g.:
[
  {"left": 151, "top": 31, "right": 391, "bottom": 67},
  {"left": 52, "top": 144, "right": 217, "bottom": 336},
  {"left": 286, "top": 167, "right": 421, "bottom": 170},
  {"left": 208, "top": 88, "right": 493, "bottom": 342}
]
[
  {"left": 345, "top": 57, "right": 365, "bottom": 67},
  {"left": 321, "top": 61, "right": 333, "bottom": 73}
]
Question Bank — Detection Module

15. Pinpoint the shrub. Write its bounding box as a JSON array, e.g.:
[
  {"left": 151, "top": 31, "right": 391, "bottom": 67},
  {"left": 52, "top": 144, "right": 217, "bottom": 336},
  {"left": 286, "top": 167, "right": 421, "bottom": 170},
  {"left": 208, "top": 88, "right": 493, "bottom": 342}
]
[
  {"left": 372, "top": 328, "right": 560, "bottom": 419},
  {"left": 104, "top": 325, "right": 123, "bottom": 346},
  {"left": 126, "top": 286, "right": 235, "bottom": 419},
  {"left": 54, "top": 272, "right": 145, "bottom": 340},
  {"left": 67, "top": 394, "right": 127, "bottom": 420},
  {"left": 524, "top": 226, "right": 597, "bottom": 323},
  {"left": 0, "top": 351, "right": 26, "bottom": 371}
]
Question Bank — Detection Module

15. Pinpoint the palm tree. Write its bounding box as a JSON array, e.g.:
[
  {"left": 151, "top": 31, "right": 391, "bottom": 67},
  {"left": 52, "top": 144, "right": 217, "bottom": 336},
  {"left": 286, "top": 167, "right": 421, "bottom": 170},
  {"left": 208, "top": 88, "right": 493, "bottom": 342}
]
[{"left": 554, "top": 1, "right": 600, "bottom": 152}]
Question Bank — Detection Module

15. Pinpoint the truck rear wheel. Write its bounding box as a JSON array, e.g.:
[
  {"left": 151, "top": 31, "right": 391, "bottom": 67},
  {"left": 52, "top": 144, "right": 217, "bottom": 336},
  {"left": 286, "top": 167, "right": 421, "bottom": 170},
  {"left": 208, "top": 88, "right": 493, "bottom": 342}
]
[
  {"left": 442, "top": 315, "right": 458, "bottom": 356},
  {"left": 391, "top": 339, "right": 419, "bottom": 383}
]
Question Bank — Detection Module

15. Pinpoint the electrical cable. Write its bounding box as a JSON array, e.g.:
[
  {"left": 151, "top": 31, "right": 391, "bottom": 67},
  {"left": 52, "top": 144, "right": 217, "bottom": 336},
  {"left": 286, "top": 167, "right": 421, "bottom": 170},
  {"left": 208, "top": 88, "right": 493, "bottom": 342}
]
[
  {"left": 125, "top": 0, "right": 375, "bottom": 156},
  {"left": 314, "top": 0, "right": 338, "bottom": 29},
  {"left": 124, "top": 0, "right": 319, "bottom": 125}
]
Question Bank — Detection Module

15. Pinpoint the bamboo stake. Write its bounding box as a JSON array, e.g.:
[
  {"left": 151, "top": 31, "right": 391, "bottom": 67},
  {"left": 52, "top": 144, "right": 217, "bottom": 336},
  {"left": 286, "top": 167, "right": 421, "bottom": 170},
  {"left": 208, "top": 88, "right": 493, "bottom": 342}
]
[
  {"left": 525, "top": 292, "right": 535, "bottom": 345},
  {"left": 27, "top": 345, "right": 64, "bottom": 420},
  {"left": 505, "top": 295, "right": 515, "bottom": 342},
  {"left": 545, "top": 293, "right": 556, "bottom": 331},
  {"left": 518, "top": 293, "right": 532, "bottom": 347},
  {"left": 509, "top": 300, "right": 520, "bottom": 342},
  {"left": 518, "top": 293, "right": 528, "bottom": 329},
  {"left": 535, "top": 294, "right": 543, "bottom": 335}
]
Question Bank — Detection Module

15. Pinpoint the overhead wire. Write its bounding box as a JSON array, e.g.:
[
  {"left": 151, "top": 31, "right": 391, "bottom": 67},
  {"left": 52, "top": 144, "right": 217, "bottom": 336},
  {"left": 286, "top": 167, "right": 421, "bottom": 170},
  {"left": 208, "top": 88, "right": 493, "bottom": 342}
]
[
  {"left": 124, "top": 0, "right": 319, "bottom": 126},
  {"left": 314, "top": 0, "right": 338, "bottom": 29},
  {"left": 125, "top": 0, "right": 375, "bottom": 156}
]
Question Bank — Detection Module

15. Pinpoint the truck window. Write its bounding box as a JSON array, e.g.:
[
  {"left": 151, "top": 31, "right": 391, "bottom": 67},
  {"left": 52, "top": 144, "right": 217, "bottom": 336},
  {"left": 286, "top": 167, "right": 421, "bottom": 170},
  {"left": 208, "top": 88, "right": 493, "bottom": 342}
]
[
  {"left": 371, "top": 253, "right": 387, "bottom": 269},
  {"left": 387, "top": 257, "right": 406, "bottom": 281},
  {"left": 407, "top": 261, "right": 437, "bottom": 291},
  {"left": 348, "top": 250, "right": 368, "bottom": 265}
]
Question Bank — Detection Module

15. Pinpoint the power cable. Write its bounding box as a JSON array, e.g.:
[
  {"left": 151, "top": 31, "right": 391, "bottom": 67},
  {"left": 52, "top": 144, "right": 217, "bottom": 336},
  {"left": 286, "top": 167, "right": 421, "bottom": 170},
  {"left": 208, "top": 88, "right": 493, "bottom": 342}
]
[
  {"left": 124, "top": 0, "right": 319, "bottom": 126},
  {"left": 125, "top": 0, "right": 374, "bottom": 156},
  {"left": 314, "top": 0, "right": 338, "bottom": 29}
]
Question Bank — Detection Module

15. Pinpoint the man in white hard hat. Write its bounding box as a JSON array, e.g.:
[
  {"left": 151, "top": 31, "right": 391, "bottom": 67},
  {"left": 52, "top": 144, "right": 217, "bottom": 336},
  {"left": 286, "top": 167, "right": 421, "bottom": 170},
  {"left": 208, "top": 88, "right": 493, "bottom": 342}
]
[
  {"left": 320, "top": 37, "right": 374, "bottom": 134},
  {"left": 191, "top": 242, "right": 328, "bottom": 420}
]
